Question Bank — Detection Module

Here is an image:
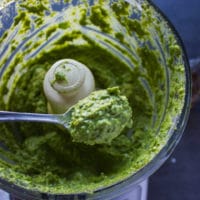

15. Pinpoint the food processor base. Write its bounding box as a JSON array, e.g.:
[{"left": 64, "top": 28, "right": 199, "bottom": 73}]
[{"left": 0, "top": 179, "right": 148, "bottom": 200}]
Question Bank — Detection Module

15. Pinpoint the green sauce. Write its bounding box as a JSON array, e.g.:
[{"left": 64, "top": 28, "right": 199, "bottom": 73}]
[
  {"left": 69, "top": 87, "right": 132, "bottom": 145},
  {"left": 0, "top": 0, "right": 186, "bottom": 195}
]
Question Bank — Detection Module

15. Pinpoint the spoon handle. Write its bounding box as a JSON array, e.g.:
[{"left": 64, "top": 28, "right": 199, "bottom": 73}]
[{"left": 0, "top": 111, "right": 59, "bottom": 124}]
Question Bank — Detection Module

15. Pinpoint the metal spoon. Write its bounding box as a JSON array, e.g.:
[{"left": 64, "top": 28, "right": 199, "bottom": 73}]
[{"left": 0, "top": 88, "right": 133, "bottom": 145}]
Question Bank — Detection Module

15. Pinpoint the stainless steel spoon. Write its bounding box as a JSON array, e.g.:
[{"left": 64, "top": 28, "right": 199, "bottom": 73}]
[{"left": 0, "top": 88, "right": 133, "bottom": 146}]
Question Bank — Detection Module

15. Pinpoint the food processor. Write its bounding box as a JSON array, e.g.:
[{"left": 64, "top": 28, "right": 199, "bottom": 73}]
[{"left": 0, "top": 0, "right": 191, "bottom": 200}]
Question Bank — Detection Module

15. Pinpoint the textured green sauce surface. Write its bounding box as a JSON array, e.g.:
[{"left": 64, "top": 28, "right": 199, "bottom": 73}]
[
  {"left": 69, "top": 87, "right": 133, "bottom": 145},
  {"left": 0, "top": 0, "right": 186, "bottom": 194}
]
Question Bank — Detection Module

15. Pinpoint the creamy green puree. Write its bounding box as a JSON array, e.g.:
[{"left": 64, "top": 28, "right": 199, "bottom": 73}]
[
  {"left": 69, "top": 87, "right": 132, "bottom": 145},
  {"left": 0, "top": 0, "right": 186, "bottom": 195}
]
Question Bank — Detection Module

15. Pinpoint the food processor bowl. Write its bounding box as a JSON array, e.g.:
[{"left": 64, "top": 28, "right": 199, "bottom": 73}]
[{"left": 0, "top": 0, "right": 191, "bottom": 199}]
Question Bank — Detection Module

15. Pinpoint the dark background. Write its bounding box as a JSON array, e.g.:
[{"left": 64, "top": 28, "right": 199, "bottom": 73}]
[{"left": 149, "top": 0, "right": 200, "bottom": 200}]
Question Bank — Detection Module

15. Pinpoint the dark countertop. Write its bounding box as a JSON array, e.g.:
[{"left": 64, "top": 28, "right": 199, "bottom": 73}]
[{"left": 149, "top": 0, "right": 200, "bottom": 200}]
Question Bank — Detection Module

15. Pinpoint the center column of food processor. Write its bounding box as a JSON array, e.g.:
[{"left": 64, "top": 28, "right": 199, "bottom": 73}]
[{"left": 43, "top": 59, "right": 95, "bottom": 114}]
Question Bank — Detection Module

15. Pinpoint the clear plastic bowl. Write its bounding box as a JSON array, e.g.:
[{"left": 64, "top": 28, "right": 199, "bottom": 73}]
[{"left": 0, "top": 0, "right": 191, "bottom": 199}]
